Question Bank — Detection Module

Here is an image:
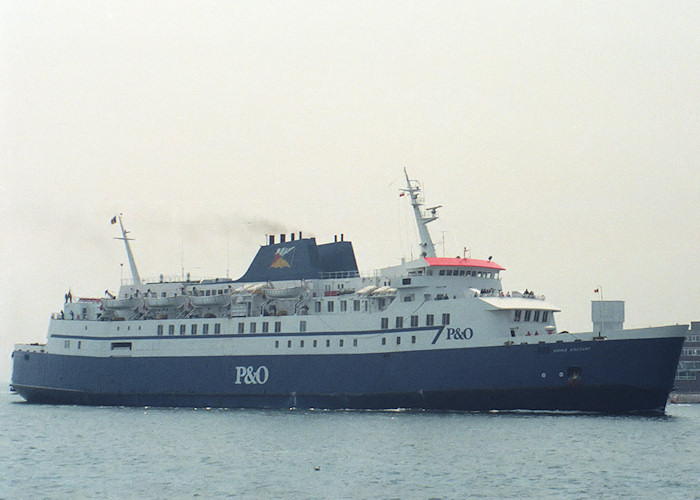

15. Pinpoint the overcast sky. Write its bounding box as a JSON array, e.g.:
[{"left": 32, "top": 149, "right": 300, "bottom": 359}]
[{"left": 2, "top": 1, "right": 699, "bottom": 381}]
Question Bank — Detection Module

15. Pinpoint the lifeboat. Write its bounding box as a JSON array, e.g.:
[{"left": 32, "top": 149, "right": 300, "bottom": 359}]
[
  {"left": 264, "top": 286, "right": 306, "bottom": 299},
  {"left": 190, "top": 294, "right": 231, "bottom": 307},
  {"left": 144, "top": 296, "right": 187, "bottom": 308},
  {"left": 102, "top": 297, "right": 142, "bottom": 310}
]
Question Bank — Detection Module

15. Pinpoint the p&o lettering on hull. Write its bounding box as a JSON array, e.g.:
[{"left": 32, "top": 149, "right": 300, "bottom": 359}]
[
  {"left": 431, "top": 327, "right": 474, "bottom": 344},
  {"left": 235, "top": 366, "right": 269, "bottom": 385}
]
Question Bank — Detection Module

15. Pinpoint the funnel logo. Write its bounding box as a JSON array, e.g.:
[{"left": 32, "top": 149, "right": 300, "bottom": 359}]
[{"left": 270, "top": 247, "right": 295, "bottom": 268}]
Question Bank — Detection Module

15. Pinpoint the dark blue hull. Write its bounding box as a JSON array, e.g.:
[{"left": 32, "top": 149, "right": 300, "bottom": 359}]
[{"left": 11, "top": 336, "right": 684, "bottom": 413}]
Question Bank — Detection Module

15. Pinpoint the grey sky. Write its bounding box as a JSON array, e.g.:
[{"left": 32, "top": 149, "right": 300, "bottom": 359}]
[{"left": 2, "top": 2, "right": 699, "bottom": 381}]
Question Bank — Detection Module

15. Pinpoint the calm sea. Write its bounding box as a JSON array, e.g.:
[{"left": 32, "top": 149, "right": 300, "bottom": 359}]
[{"left": 1, "top": 390, "right": 698, "bottom": 499}]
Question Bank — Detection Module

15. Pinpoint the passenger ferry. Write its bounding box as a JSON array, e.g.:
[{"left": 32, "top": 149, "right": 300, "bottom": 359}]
[{"left": 11, "top": 170, "right": 686, "bottom": 413}]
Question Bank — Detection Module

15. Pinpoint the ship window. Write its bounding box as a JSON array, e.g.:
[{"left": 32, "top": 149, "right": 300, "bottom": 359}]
[
  {"left": 382, "top": 337, "right": 386, "bottom": 345},
  {"left": 459, "top": 270, "right": 465, "bottom": 276},
  {"left": 381, "top": 318, "right": 389, "bottom": 329},
  {"left": 191, "top": 324, "right": 197, "bottom": 335},
  {"left": 78, "top": 341, "right": 81, "bottom": 349},
  {"left": 202, "top": 323, "right": 209, "bottom": 335},
  {"left": 205, "top": 290, "right": 210, "bottom": 296},
  {"left": 395, "top": 317, "right": 403, "bottom": 328},
  {"left": 300, "top": 320, "right": 307, "bottom": 332},
  {"left": 402, "top": 278, "right": 411, "bottom": 285},
  {"left": 275, "top": 340, "right": 279, "bottom": 348},
  {"left": 514, "top": 310, "right": 522, "bottom": 322},
  {"left": 533, "top": 310, "right": 540, "bottom": 322},
  {"left": 427, "top": 270, "right": 433, "bottom": 276},
  {"left": 238, "top": 322, "right": 245, "bottom": 334},
  {"left": 111, "top": 342, "right": 132, "bottom": 350},
  {"left": 442, "top": 313, "right": 450, "bottom": 325},
  {"left": 250, "top": 323, "right": 256, "bottom": 333},
  {"left": 180, "top": 324, "right": 186, "bottom": 335},
  {"left": 403, "top": 295, "right": 414, "bottom": 302},
  {"left": 314, "top": 302, "right": 321, "bottom": 313},
  {"left": 313, "top": 340, "right": 317, "bottom": 347},
  {"left": 410, "top": 315, "right": 418, "bottom": 327},
  {"left": 353, "top": 339, "right": 358, "bottom": 346},
  {"left": 326, "top": 339, "right": 330, "bottom": 347},
  {"left": 426, "top": 314, "right": 434, "bottom": 326},
  {"left": 64, "top": 340, "right": 70, "bottom": 349},
  {"left": 341, "top": 300, "right": 347, "bottom": 312},
  {"left": 157, "top": 325, "right": 164, "bottom": 336},
  {"left": 364, "top": 301, "right": 368, "bottom": 312},
  {"left": 169, "top": 325, "right": 175, "bottom": 336},
  {"left": 300, "top": 340, "right": 304, "bottom": 347},
  {"left": 339, "top": 339, "right": 344, "bottom": 347},
  {"left": 542, "top": 311, "right": 549, "bottom": 323},
  {"left": 396, "top": 336, "right": 401, "bottom": 345},
  {"left": 214, "top": 323, "right": 221, "bottom": 334},
  {"left": 288, "top": 340, "right": 292, "bottom": 348},
  {"left": 411, "top": 335, "right": 416, "bottom": 344},
  {"left": 524, "top": 310, "right": 532, "bottom": 322},
  {"left": 494, "top": 272, "right": 499, "bottom": 279},
  {"left": 275, "top": 321, "right": 281, "bottom": 333},
  {"left": 446, "top": 270, "right": 453, "bottom": 276},
  {"left": 262, "top": 322, "right": 269, "bottom": 333},
  {"left": 327, "top": 301, "right": 334, "bottom": 312},
  {"left": 353, "top": 300, "right": 360, "bottom": 311},
  {"left": 439, "top": 270, "right": 445, "bottom": 276}
]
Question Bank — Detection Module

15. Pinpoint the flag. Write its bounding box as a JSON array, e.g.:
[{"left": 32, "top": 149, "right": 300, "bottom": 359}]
[
  {"left": 111, "top": 216, "right": 117, "bottom": 224},
  {"left": 594, "top": 289, "right": 599, "bottom": 293},
  {"left": 399, "top": 192, "right": 406, "bottom": 197}
]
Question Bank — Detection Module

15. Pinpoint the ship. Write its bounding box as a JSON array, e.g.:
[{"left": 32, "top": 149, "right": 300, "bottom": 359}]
[{"left": 11, "top": 170, "right": 686, "bottom": 413}]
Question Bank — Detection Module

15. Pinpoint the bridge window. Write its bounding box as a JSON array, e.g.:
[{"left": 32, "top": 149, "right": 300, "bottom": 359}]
[
  {"left": 402, "top": 278, "right": 411, "bottom": 285},
  {"left": 514, "top": 310, "right": 522, "bottom": 322},
  {"left": 542, "top": 311, "right": 549, "bottom": 323},
  {"left": 524, "top": 310, "right": 532, "bottom": 322},
  {"left": 439, "top": 270, "right": 445, "bottom": 276},
  {"left": 533, "top": 310, "right": 540, "bottom": 322}
]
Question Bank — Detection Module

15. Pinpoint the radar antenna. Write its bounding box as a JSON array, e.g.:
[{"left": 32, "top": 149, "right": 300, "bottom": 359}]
[
  {"left": 402, "top": 168, "right": 440, "bottom": 258},
  {"left": 113, "top": 214, "right": 142, "bottom": 286}
]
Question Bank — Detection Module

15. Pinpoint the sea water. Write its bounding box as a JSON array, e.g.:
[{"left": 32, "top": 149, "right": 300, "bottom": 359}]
[{"left": 1, "top": 390, "right": 698, "bottom": 499}]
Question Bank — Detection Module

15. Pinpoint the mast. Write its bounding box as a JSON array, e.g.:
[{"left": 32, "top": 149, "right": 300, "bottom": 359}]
[
  {"left": 114, "top": 214, "right": 142, "bottom": 286},
  {"left": 402, "top": 168, "right": 441, "bottom": 258}
]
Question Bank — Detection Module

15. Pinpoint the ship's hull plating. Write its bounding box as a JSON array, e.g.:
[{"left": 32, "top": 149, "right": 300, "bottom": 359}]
[{"left": 11, "top": 336, "right": 684, "bottom": 413}]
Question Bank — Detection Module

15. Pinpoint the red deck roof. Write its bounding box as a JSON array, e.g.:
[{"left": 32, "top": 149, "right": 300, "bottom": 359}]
[{"left": 423, "top": 257, "right": 505, "bottom": 271}]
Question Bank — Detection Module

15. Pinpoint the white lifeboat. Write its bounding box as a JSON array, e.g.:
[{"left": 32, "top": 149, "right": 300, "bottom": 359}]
[
  {"left": 190, "top": 294, "right": 231, "bottom": 307},
  {"left": 102, "top": 297, "right": 142, "bottom": 310},
  {"left": 264, "top": 286, "right": 306, "bottom": 299},
  {"left": 144, "top": 296, "right": 187, "bottom": 308}
]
